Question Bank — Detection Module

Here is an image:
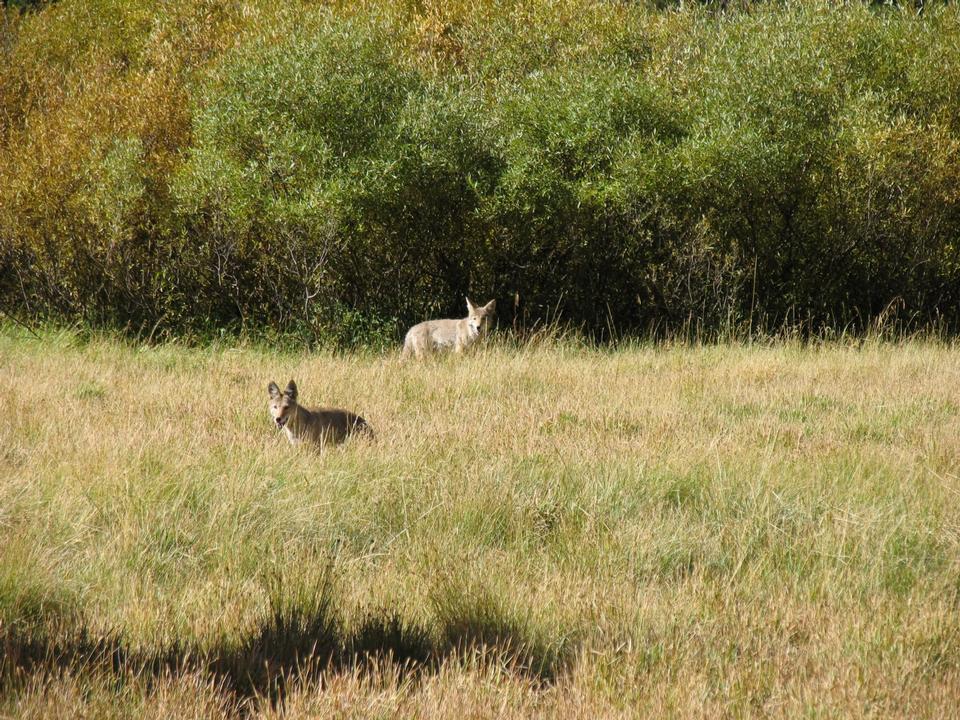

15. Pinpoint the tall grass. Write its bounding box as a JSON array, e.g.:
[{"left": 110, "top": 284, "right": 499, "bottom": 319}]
[
  {"left": 1, "top": 328, "right": 959, "bottom": 716},
  {"left": 2, "top": 0, "right": 960, "bottom": 343}
]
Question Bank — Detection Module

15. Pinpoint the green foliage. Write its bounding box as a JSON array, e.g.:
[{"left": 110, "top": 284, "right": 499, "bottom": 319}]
[
  {"left": 2, "top": 0, "right": 960, "bottom": 343},
  {"left": 173, "top": 14, "right": 417, "bottom": 337}
]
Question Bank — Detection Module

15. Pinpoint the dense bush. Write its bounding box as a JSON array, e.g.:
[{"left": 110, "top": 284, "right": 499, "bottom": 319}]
[{"left": 1, "top": 0, "right": 959, "bottom": 343}]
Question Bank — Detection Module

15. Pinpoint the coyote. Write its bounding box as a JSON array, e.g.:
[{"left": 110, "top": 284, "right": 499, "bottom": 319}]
[
  {"left": 267, "top": 380, "right": 371, "bottom": 448},
  {"left": 402, "top": 298, "right": 496, "bottom": 358}
]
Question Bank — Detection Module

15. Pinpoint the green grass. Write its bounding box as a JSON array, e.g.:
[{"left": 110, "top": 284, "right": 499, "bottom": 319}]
[{"left": 1, "top": 327, "right": 959, "bottom": 717}]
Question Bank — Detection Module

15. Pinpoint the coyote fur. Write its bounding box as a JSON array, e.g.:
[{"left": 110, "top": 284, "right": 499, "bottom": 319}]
[
  {"left": 402, "top": 297, "right": 496, "bottom": 358},
  {"left": 267, "top": 380, "right": 371, "bottom": 448}
]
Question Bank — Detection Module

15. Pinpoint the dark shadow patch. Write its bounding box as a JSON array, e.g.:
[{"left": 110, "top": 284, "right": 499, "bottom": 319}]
[
  {"left": 204, "top": 572, "right": 341, "bottom": 702},
  {"left": 1, "top": 570, "right": 574, "bottom": 711},
  {"left": 349, "top": 611, "right": 434, "bottom": 668},
  {"left": 428, "top": 577, "right": 573, "bottom": 684}
]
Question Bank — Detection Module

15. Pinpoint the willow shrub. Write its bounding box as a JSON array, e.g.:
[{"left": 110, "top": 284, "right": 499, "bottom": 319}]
[
  {"left": 641, "top": 4, "right": 960, "bottom": 329},
  {"left": 2, "top": 1, "right": 960, "bottom": 343},
  {"left": 173, "top": 15, "right": 415, "bottom": 338},
  {"left": 0, "top": 0, "right": 255, "bottom": 334}
]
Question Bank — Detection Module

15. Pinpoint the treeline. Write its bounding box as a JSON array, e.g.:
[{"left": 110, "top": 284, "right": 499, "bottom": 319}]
[{"left": 1, "top": 0, "right": 959, "bottom": 343}]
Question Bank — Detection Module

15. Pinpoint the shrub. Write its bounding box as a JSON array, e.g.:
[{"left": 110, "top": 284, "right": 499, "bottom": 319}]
[{"left": 2, "top": 0, "right": 960, "bottom": 342}]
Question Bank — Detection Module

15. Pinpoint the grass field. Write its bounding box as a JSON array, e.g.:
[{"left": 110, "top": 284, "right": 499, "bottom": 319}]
[{"left": 1, "top": 328, "right": 959, "bottom": 718}]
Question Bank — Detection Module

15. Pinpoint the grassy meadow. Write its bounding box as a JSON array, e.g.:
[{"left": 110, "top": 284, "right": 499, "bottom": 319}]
[{"left": 1, "top": 327, "right": 959, "bottom": 717}]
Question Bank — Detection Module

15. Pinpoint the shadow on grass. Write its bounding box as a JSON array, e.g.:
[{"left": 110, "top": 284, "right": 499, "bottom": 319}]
[
  {"left": 1, "top": 571, "right": 573, "bottom": 710},
  {"left": 429, "top": 577, "right": 570, "bottom": 684}
]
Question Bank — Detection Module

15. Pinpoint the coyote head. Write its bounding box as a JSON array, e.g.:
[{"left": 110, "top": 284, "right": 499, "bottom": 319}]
[
  {"left": 267, "top": 380, "right": 298, "bottom": 429},
  {"left": 465, "top": 297, "right": 496, "bottom": 336}
]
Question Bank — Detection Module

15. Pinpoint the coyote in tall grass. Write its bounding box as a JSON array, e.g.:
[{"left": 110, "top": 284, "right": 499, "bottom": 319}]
[
  {"left": 402, "top": 298, "right": 496, "bottom": 358},
  {"left": 267, "top": 380, "right": 371, "bottom": 448}
]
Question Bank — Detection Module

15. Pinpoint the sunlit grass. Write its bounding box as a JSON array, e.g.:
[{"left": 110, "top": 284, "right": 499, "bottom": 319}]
[{"left": 2, "top": 327, "right": 959, "bottom": 717}]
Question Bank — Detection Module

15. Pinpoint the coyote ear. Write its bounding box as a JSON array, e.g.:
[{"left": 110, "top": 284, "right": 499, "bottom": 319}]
[
  {"left": 284, "top": 380, "right": 298, "bottom": 401},
  {"left": 483, "top": 299, "right": 496, "bottom": 313},
  {"left": 466, "top": 297, "right": 476, "bottom": 313},
  {"left": 268, "top": 381, "right": 281, "bottom": 399}
]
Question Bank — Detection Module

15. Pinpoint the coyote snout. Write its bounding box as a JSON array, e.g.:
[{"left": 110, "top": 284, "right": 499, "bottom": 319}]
[
  {"left": 267, "top": 379, "right": 372, "bottom": 448},
  {"left": 402, "top": 297, "right": 496, "bottom": 358},
  {"left": 270, "top": 393, "right": 293, "bottom": 429}
]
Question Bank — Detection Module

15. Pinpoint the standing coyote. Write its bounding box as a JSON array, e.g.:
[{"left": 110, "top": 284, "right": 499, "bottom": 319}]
[
  {"left": 267, "top": 380, "right": 371, "bottom": 448},
  {"left": 402, "top": 298, "right": 496, "bottom": 358}
]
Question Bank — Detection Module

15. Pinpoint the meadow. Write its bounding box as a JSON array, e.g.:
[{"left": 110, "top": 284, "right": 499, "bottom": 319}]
[{"left": 2, "top": 327, "right": 959, "bottom": 717}]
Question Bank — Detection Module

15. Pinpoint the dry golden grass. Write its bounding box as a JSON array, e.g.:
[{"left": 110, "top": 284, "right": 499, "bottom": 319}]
[{"left": 2, "top": 328, "right": 959, "bottom": 717}]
